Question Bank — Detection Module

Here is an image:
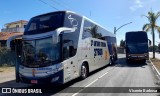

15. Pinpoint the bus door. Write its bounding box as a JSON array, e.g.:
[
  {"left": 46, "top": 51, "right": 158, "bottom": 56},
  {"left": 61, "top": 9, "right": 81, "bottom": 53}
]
[{"left": 62, "top": 40, "right": 79, "bottom": 82}]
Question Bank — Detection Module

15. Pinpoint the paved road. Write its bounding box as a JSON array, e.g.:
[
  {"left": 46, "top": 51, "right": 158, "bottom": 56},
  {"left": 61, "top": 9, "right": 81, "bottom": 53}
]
[{"left": 0, "top": 54, "right": 159, "bottom": 96}]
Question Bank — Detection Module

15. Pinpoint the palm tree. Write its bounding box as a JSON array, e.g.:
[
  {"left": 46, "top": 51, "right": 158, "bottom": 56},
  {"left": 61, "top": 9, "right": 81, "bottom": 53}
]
[{"left": 142, "top": 10, "right": 160, "bottom": 59}]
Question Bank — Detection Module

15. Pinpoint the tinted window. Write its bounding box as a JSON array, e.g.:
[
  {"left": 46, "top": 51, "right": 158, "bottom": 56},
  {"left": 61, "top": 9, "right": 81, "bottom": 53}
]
[
  {"left": 126, "top": 43, "right": 148, "bottom": 54},
  {"left": 24, "top": 13, "right": 64, "bottom": 35},
  {"left": 62, "top": 33, "right": 77, "bottom": 60},
  {"left": 82, "top": 20, "right": 106, "bottom": 40},
  {"left": 105, "top": 36, "right": 116, "bottom": 43},
  {"left": 82, "top": 20, "right": 93, "bottom": 39},
  {"left": 125, "top": 32, "right": 148, "bottom": 44}
]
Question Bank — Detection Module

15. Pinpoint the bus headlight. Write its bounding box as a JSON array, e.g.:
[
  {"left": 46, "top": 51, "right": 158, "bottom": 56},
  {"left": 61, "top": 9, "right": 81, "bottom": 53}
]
[
  {"left": 46, "top": 70, "right": 56, "bottom": 74},
  {"left": 51, "top": 76, "right": 59, "bottom": 82},
  {"left": 46, "top": 71, "right": 52, "bottom": 74}
]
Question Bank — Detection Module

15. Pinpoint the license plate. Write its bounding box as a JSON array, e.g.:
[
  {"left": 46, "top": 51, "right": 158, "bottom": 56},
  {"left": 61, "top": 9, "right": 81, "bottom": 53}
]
[{"left": 31, "top": 80, "right": 38, "bottom": 84}]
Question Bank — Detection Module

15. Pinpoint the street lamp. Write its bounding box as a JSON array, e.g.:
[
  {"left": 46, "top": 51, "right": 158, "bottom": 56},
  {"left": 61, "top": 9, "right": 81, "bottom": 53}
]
[{"left": 114, "top": 22, "right": 132, "bottom": 34}]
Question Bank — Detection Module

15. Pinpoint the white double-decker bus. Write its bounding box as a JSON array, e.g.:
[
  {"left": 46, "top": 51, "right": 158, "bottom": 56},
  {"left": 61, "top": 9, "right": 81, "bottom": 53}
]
[{"left": 17, "top": 11, "right": 117, "bottom": 84}]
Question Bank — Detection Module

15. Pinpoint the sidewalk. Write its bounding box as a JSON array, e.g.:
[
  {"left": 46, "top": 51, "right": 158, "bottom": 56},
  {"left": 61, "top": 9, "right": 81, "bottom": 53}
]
[
  {"left": 149, "top": 52, "right": 160, "bottom": 60},
  {"left": 149, "top": 52, "right": 160, "bottom": 77}
]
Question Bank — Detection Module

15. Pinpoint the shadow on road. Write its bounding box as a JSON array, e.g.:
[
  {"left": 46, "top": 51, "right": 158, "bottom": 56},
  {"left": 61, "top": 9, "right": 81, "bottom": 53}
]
[
  {"left": 0, "top": 79, "right": 82, "bottom": 96},
  {"left": 116, "top": 57, "right": 147, "bottom": 68},
  {"left": 0, "top": 62, "right": 118, "bottom": 96}
]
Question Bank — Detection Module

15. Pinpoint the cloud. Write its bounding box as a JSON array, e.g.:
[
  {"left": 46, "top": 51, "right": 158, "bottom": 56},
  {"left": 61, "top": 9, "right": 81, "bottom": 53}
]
[{"left": 130, "top": 0, "right": 143, "bottom": 11}]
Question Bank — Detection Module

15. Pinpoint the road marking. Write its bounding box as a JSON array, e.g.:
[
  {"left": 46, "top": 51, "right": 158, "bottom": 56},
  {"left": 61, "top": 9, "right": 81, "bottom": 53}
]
[
  {"left": 72, "top": 79, "right": 98, "bottom": 96},
  {"left": 72, "top": 64, "right": 119, "bottom": 96},
  {"left": 149, "top": 59, "right": 160, "bottom": 80},
  {"left": 98, "top": 72, "right": 108, "bottom": 79},
  {"left": 72, "top": 72, "right": 109, "bottom": 96},
  {"left": 149, "top": 59, "right": 160, "bottom": 76},
  {"left": 72, "top": 89, "right": 83, "bottom": 96},
  {"left": 85, "top": 78, "right": 98, "bottom": 87}
]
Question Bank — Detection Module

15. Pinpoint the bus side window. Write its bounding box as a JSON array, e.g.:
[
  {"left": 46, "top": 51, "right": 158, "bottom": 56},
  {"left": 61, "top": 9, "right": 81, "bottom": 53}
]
[
  {"left": 69, "top": 46, "right": 74, "bottom": 57},
  {"left": 63, "top": 40, "right": 74, "bottom": 60},
  {"left": 63, "top": 46, "right": 70, "bottom": 60}
]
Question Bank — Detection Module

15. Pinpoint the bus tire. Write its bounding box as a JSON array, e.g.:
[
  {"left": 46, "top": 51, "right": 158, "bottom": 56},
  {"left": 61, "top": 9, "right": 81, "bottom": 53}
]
[
  {"left": 80, "top": 63, "right": 88, "bottom": 80},
  {"left": 142, "top": 60, "right": 146, "bottom": 63},
  {"left": 126, "top": 59, "right": 131, "bottom": 63},
  {"left": 109, "top": 58, "right": 112, "bottom": 65}
]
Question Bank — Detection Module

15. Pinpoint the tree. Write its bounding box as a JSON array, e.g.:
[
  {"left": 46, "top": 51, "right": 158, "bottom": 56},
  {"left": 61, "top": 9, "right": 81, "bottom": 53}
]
[
  {"left": 120, "top": 39, "right": 125, "bottom": 48},
  {"left": 142, "top": 10, "right": 160, "bottom": 58},
  {"left": 0, "top": 47, "right": 16, "bottom": 66}
]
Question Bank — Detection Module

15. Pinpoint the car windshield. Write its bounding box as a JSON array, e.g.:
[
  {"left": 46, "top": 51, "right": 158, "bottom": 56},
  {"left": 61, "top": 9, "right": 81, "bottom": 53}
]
[{"left": 21, "top": 37, "right": 60, "bottom": 68}]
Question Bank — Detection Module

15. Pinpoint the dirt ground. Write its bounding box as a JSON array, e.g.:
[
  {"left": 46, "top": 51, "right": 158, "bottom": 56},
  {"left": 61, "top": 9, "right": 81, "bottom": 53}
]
[
  {"left": 0, "top": 67, "right": 15, "bottom": 72},
  {"left": 0, "top": 67, "right": 15, "bottom": 83}
]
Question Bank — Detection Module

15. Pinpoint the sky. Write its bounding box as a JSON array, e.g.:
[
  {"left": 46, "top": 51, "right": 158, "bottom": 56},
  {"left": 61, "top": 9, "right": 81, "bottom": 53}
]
[{"left": 0, "top": 0, "right": 160, "bottom": 46}]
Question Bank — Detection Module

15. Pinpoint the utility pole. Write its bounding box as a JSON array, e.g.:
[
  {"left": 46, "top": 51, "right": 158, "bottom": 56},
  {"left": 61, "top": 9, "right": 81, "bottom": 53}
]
[{"left": 114, "top": 22, "right": 132, "bottom": 34}]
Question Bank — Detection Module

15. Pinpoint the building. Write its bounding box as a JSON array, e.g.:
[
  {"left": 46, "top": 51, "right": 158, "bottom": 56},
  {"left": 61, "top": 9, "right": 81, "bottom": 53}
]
[
  {"left": 1, "top": 20, "right": 28, "bottom": 32},
  {"left": 0, "top": 20, "right": 27, "bottom": 49},
  {"left": 0, "top": 32, "right": 23, "bottom": 49}
]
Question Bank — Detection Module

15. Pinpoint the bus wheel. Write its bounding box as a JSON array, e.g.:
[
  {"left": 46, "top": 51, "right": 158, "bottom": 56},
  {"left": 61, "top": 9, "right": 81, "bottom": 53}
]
[
  {"left": 126, "top": 59, "right": 131, "bottom": 63},
  {"left": 142, "top": 60, "right": 146, "bottom": 63},
  {"left": 80, "top": 64, "right": 88, "bottom": 79}
]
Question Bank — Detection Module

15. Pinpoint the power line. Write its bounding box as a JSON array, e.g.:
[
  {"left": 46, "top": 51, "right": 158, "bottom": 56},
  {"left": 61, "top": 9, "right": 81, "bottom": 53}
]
[
  {"left": 50, "top": 0, "right": 84, "bottom": 15},
  {"left": 38, "top": 0, "right": 59, "bottom": 10},
  {"left": 57, "top": 0, "right": 73, "bottom": 9},
  {"left": 50, "top": 0, "right": 69, "bottom": 10}
]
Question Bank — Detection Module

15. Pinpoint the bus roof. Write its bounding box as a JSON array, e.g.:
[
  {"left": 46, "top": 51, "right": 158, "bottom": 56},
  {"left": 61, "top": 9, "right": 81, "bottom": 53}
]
[{"left": 29, "top": 10, "right": 115, "bottom": 37}]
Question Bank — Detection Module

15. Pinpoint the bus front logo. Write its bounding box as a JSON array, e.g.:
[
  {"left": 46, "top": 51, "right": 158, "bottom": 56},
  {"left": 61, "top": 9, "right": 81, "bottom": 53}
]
[{"left": 32, "top": 69, "right": 36, "bottom": 77}]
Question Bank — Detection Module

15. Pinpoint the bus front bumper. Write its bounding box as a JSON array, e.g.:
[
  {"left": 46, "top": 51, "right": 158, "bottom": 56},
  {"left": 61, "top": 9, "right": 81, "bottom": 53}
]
[
  {"left": 19, "top": 70, "right": 63, "bottom": 84},
  {"left": 126, "top": 54, "right": 149, "bottom": 61}
]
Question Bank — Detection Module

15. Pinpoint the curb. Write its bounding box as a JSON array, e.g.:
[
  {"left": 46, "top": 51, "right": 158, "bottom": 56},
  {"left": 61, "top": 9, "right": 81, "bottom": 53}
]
[{"left": 149, "top": 59, "right": 160, "bottom": 79}]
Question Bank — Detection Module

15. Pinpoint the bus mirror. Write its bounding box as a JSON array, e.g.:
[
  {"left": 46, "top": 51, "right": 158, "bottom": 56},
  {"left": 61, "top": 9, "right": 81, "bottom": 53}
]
[
  {"left": 52, "top": 32, "right": 58, "bottom": 44},
  {"left": 148, "top": 39, "right": 151, "bottom": 46},
  {"left": 53, "top": 27, "right": 76, "bottom": 44},
  {"left": 56, "top": 27, "right": 76, "bottom": 36}
]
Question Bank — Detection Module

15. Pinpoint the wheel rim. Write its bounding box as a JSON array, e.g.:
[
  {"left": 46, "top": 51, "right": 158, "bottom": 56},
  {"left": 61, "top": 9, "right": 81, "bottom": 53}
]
[{"left": 82, "top": 66, "right": 87, "bottom": 78}]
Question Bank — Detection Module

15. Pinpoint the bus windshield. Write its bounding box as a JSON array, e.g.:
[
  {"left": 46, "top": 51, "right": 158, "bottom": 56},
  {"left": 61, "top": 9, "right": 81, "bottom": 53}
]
[
  {"left": 24, "top": 13, "right": 64, "bottom": 35},
  {"left": 126, "top": 32, "right": 148, "bottom": 44},
  {"left": 126, "top": 43, "right": 148, "bottom": 54},
  {"left": 21, "top": 37, "right": 60, "bottom": 68},
  {"left": 125, "top": 32, "right": 148, "bottom": 54}
]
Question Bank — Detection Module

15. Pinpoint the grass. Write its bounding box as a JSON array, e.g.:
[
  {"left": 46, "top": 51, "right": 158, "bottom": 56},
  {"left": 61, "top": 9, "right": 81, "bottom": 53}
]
[{"left": 150, "top": 58, "right": 160, "bottom": 72}]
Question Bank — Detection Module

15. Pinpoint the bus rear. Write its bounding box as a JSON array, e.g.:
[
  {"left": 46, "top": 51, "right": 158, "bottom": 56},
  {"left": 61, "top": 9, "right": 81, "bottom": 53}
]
[{"left": 125, "top": 31, "right": 149, "bottom": 63}]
